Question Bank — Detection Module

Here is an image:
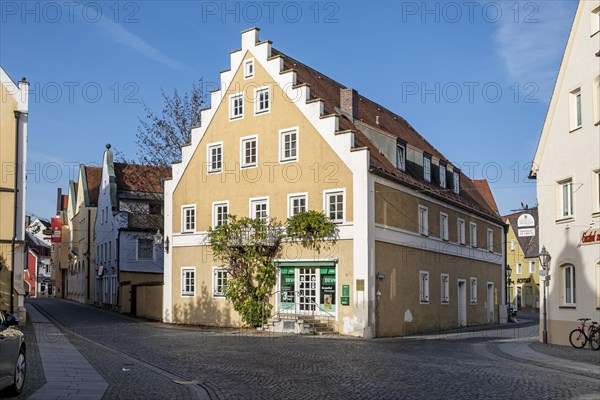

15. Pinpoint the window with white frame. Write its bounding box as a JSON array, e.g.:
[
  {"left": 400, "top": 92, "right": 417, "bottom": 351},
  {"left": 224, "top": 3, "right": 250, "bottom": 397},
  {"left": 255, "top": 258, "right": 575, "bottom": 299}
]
[
  {"left": 453, "top": 171, "right": 460, "bottom": 194},
  {"left": 137, "top": 238, "right": 154, "bottom": 260},
  {"left": 592, "top": 6, "right": 600, "bottom": 35},
  {"left": 441, "top": 273, "right": 449, "bottom": 304},
  {"left": 439, "top": 164, "right": 446, "bottom": 188},
  {"left": 230, "top": 93, "right": 244, "bottom": 120},
  {"left": 240, "top": 135, "right": 257, "bottom": 168},
  {"left": 325, "top": 190, "right": 344, "bottom": 223},
  {"left": 419, "top": 206, "right": 429, "bottom": 236},
  {"left": 423, "top": 155, "right": 431, "bottom": 182},
  {"left": 181, "top": 268, "right": 195, "bottom": 297},
  {"left": 213, "top": 202, "right": 229, "bottom": 228},
  {"left": 244, "top": 59, "right": 254, "bottom": 79},
  {"left": 559, "top": 179, "right": 573, "bottom": 218},
  {"left": 570, "top": 88, "right": 582, "bottom": 130},
  {"left": 396, "top": 140, "right": 406, "bottom": 171},
  {"left": 255, "top": 87, "right": 270, "bottom": 114},
  {"left": 213, "top": 268, "right": 228, "bottom": 297},
  {"left": 516, "top": 262, "right": 522, "bottom": 275},
  {"left": 457, "top": 218, "right": 465, "bottom": 245},
  {"left": 419, "top": 271, "right": 429, "bottom": 303},
  {"left": 563, "top": 264, "right": 576, "bottom": 306},
  {"left": 469, "top": 222, "right": 477, "bottom": 247},
  {"left": 529, "top": 261, "right": 536, "bottom": 274},
  {"left": 510, "top": 239, "right": 515, "bottom": 251},
  {"left": 440, "top": 213, "right": 448, "bottom": 241},
  {"left": 487, "top": 228, "right": 494, "bottom": 252},
  {"left": 250, "top": 198, "right": 269, "bottom": 222},
  {"left": 470, "top": 277, "right": 477, "bottom": 304},
  {"left": 280, "top": 128, "right": 298, "bottom": 162},
  {"left": 288, "top": 193, "right": 307, "bottom": 217},
  {"left": 207, "top": 142, "right": 223, "bottom": 173},
  {"left": 182, "top": 205, "right": 196, "bottom": 232}
]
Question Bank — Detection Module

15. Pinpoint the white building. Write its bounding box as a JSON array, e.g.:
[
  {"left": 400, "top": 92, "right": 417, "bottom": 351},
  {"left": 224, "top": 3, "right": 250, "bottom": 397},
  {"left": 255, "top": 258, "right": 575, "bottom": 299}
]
[{"left": 530, "top": 0, "right": 600, "bottom": 345}]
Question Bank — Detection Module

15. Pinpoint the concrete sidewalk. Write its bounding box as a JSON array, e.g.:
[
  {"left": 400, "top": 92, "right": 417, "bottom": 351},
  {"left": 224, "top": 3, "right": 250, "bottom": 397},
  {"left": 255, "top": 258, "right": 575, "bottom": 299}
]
[{"left": 25, "top": 303, "right": 109, "bottom": 399}]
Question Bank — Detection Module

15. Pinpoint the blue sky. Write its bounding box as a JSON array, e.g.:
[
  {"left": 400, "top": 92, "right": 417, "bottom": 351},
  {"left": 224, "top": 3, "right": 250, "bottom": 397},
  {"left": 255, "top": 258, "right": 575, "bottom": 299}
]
[{"left": 0, "top": 0, "right": 578, "bottom": 219}]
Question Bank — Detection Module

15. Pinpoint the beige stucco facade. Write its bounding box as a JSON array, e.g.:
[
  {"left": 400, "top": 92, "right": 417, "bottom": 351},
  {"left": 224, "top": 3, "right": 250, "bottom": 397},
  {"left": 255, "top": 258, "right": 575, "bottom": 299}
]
[{"left": 531, "top": 0, "right": 600, "bottom": 345}]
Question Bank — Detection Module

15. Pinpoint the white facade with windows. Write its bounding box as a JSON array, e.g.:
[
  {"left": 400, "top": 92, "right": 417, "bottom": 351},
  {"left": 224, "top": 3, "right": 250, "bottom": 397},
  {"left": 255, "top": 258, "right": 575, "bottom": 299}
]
[{"left": 530, "top": 0, "right": 600, "bottom": 345}]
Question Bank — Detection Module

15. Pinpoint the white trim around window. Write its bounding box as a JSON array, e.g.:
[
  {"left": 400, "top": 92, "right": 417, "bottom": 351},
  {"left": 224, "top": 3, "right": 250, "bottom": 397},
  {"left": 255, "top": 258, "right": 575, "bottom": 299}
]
[
  {"left": 558, "top": 179, "right": 574, "bottom": 219},
  {"left": 288, "top": 192, "right": 308, "bottom": 218},
  {"left": 324, "top": 188, "right": 345, "bottom": 224},
  {"left": 181, "top": 267, "right": 196, "bottom": 297},
  {"left": 441, "top": 273, "right": 449, "bottom": 304},
  {"left": 516, "top": 262, "right": 522, "bottom": 275},
  {"left": 229, "top": 92, "right": 244, "bottom": 120},
  {"left": 207, "top": 141, "right": 223, "bottom": 174},
  {"left": 487, "top": 228, "right": 494, "bottom": 252},
  {"left": 423, "top": 155, "right": 431, "bottom": 182},
  {"left": 439, "top": 163, "right": 447, "bottom": 188},
  {"left": 244, "top": 58, "right": 254, "bottom": 79},
  {"left": 529, "top": 261, "right": 536, "bottom": 274},
  {"left": 457, "top": 218, "right": 466, "bottom": 245},
  {"left": 440, "top": 212, "right": 449, "bottom": 241},
  {"left": 569, "top": 87, "right": 582, "bottom": 131},
  {"left": 249, "top": 197, "right": 269, "bottom": 222},
  {"left": 418, "top": 205, "right": 429, "bottom": 236},
  {"left": 181, "top": 204, "right": 196, "bottom": 233},
  {"left": 254, "top": 86, "right": 270, "bottom": 115},
  {"left": 136, "top": 238, "right": 154, "bottom": 261},
  {"left": 419, "top": 270, "right": 430, "bottom": 304},
  {"left": 212, "top": 201, "right": 229, "bottom": 228},
  {"left": 563, "top": 264, "right": 576, "bottom": 306},
  {"left": 470, "top": 277, "right": 477, "bottom": 304},
  {"left": 240, "top": 134, "right": 258, "bottom": 169},
  {"left": 212, "top": 267, "right": 228, "bottom": 298},
  {"left": 469, "top": 222, "right": 477, "bottom": 248},
  {"left": 279, "top": 127, "right": 299, "bottom": 163}
]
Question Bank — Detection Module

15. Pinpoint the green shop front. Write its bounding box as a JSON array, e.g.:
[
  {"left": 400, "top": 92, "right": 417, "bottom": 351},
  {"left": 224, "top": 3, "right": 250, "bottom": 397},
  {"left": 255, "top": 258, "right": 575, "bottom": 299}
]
[{"left": 276, "top": 261, "right": 337, "bottom": 316}]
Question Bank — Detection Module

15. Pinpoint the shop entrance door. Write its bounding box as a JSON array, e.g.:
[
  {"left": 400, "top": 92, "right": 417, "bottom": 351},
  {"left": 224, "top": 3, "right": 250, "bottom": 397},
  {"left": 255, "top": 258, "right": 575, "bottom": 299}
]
[{"left": 298, "top": 267, "right": 318, "bottom": 312}]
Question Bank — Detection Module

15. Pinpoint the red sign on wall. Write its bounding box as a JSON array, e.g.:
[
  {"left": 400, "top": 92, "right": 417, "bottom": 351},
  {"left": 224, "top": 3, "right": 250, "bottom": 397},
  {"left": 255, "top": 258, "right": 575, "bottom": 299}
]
[{"left": 51, "top": 217, "right": 62, "bottom": 243}]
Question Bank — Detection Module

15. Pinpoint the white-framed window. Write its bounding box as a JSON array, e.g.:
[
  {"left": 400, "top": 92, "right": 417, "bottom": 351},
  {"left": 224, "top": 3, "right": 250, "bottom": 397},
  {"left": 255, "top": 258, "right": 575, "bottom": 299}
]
[
  {"left": 213, "top": 201, "right": 229, "bottom": 228},
  {"left": 419, "top": 205, "right": 429, "bottom": 236},
  {"left": 419, "top": 271, "right": 429, "bottom": 304},
  {"left": 254, "top": 86, "right": 270, "bottom": 114},
  {"left": 469, "top": 222, "right": 477, "bottom": 247},
  {"left": 288, "top": 193, "right": 307, "bottom": 218},
  {"left": 570, "top": 88, "right": 582, "bottom": 130},
  {"left": 439, "top": 163, "right": 446, "bottom": 188},
  {"left": 324, "top": 189, "right": 345, "bottom": 223},
  {"left": 441, "top": 273, "right": 449, "bottom": 304},
  {"left": 229, "top": 93, "right": 244, "bottom": 120},
  {"left": 563, "top": 264, "right": 576, "bottom": 306},
  {"left": 470, "top": 277, "right": 477, "bottom": 304},
  {"left": 182, "top": 205, "right": 196, "bottom": 232},
  {"left": 529, "top": 261, "right": 536, "bottom": 274},
  {"left": 396, "top": 141, "right": 406, "bottom": 171},
  {"left": 592, "top": 6, "right": 600, "bottom": 35},
  {"left": 516, "top": 262, "right": 522, "bottom": 275},
  {"left": 244, "top": 59, "right": 254, "bottom": 79},
  {"left": 510, "top": 239, "right": 515, "bottom": 251},
  {"left": 181, "top": 267, "right": 195, "bottom": 297},
  {"left": 240, "top": 135, "right": 258, "bottom": 168},
  {"left": 487, "top": 228, "right": 494, "bottom": 252},
  {"left": 457, "top": 218, "right": 465, "bottom": 245},
  {"left": 453, "top": 171, "right": 460, "bottom": 195},
  {"left": 423, "top": 155, "right": 431, "bottom": 182},
  {"left": 137, "top": 238, "right": 154, "bottom": 260},
  {"left": 250, "top": 197, "right": 269, "bottom": 222},
  {"left": 440, "top": 212, "right": 448, "bottom": 241},
  {"left": 213, "top": 268, "right": 228, "bottom": 297},
  {"left": 279, "top": 127, "right": 298, "bottom": 162},
  {"left": 559, "top": 179, "right": 573, "bottom": 218},
  {"left": 207, "top": 142, "right": 223, "bottom": 173}
]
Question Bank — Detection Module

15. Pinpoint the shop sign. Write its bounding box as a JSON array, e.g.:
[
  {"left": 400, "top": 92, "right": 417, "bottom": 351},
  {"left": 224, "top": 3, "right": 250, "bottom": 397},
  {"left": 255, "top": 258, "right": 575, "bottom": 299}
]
[
  {"left": 517, "top": 213, "right": 535, "bottom": 228},
  {"left": 580, "top": 229, "right": 600, "bottom": 245},
  {"left": 516, "top": 278, "right": 531, "bottom": 283},
  {"left": 341, "top": 296, "right": 350, "bottom": 306},
  {"left": 51, "top": 217, "right": 62, "bottom": 243},
  {"left": 280, "top": 271, "right": 295, "bottom": 303},
  {"left": 342, "top": 284, "right": 350, "bottom": 297},
  {"left": 321, "top": 274, "right": 336, "bottom": 310},
  {"left": 518, "top": 228, "right": 535, "bottom": 237}
]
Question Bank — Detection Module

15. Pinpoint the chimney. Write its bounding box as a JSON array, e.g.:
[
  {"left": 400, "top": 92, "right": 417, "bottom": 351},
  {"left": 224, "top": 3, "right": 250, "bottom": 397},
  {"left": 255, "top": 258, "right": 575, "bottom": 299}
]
[
  {"left": 56, "top": 188, "right": 62, "bottom": 213},
  {"left": 340, "top": 88, "right": 358, "bottom": 118}
]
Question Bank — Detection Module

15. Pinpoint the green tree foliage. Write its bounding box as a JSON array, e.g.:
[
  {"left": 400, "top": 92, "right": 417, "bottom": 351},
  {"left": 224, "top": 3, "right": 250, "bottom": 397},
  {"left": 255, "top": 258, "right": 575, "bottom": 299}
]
[{"left": 208, "top": 212, "right": 338, "bottom": 327}]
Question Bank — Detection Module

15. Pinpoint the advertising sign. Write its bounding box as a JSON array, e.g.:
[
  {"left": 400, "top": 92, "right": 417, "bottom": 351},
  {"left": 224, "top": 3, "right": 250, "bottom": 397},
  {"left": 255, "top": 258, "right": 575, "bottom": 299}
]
[
  {"left": 280, "top": 269, "right": 295, "bottom": 306},
  {"left": 51, "top": 217, "right": 62, "bottom": 243},
  {"left": 517, "top": 213, "right": 535, "bottom": 228},
  {"left": 580, "top": 229, "right": 600, "bottom": 245},
  {"left": 320, "top": 273, "right": 336, "bottom": 310},
  {"left": 518, "top": 228, "right": 535, "bottom": 237}
]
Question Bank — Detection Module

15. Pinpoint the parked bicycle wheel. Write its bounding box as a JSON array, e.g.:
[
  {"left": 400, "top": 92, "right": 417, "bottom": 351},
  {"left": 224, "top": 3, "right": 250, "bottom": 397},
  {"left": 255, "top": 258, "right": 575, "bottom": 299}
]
[
  {"left": 590, "top": 329, "right": 600, "bottom": 351},
  {"left": 569, "top": 328, "right": 587, "bottom": 348}
]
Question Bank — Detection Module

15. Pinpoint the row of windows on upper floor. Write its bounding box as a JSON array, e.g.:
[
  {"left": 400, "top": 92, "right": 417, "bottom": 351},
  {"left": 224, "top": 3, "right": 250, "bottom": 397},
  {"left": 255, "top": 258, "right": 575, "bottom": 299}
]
[
  {"left": 181, "top": 189, "right": 346, "bottom": 233},
  {"left": 417, "top": 205, "right": 496, "bottom": 252},
  {"left": 557, "top": 170, "right": 600, "bottom": 221},
  {"left": 419, "top": 271, "right": 482, "bottom": 305}
]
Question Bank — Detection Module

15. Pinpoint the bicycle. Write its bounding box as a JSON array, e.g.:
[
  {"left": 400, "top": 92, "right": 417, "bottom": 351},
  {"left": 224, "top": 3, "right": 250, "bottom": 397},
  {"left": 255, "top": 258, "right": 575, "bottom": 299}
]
[{"left": 569, "top": 318, "right": 600, "bottom": 350}]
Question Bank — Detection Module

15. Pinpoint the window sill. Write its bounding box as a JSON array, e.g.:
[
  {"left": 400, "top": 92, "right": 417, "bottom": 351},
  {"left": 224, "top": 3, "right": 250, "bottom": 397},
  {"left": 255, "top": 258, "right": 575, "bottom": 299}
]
[
  {"left": 559, "top": 305, "right": 576, "bottom": 309},
  {"left": 569, "top": 126, "right": 582, "bottom": 134},
  {"left": 420, "top": 301, "right": 429, "bottom": 305},
  {"left": 229, "top": 116, "right": 243, "bottom": 121},
  {"left": 555, "top": 217, "right": 574, "bottom": 224},
  {"left": 181, "top": 231, "right": 195, "bottom": 235},
  {"left": 592, "top": 212, "right": 600, "bottom": 218}
]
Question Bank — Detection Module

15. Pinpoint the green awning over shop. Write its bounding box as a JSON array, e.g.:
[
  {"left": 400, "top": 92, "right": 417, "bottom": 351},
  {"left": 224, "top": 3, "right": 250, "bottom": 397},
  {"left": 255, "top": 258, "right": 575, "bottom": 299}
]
[{"left": 275, "top": 260, "right": 336, "bottom": 268}]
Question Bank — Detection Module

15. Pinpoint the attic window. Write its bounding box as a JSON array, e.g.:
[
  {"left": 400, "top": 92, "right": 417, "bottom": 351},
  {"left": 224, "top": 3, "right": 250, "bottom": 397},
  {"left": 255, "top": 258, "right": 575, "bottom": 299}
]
[
  {"left": 244, "top": 59, "right": 254, "bottom": 79},
  {"left": 453, "top": 171, "right": 460, "bottom": 194},
  {"left": 423, "top": 155, "right": 431, "bottom": 182},
  {"left": 396, "top": 140, "right": 406, "bottom": 171},
  {"left": 439, "top": 163, "right": 447, "bottom": 189}
]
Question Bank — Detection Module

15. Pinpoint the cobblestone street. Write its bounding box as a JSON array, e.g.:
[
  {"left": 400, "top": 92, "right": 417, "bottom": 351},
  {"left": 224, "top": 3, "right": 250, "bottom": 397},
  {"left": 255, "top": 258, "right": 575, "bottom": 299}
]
[{"left": 17, "top": 299, "right": 600, "bottom": 399}]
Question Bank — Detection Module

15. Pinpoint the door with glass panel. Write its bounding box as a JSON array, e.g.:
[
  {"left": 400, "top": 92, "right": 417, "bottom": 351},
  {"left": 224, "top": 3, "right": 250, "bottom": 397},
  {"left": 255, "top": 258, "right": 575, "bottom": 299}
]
[{"left": 298, "top": 267, "right": 317, "bottom": 312}]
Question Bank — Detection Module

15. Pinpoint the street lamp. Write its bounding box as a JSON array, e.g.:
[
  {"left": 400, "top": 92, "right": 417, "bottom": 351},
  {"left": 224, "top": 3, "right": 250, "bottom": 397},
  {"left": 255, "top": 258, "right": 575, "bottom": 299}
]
[
  {"left": 505, "top": 265, "right": 513, "bottom": 322},
  {"left": 154, "top": 229, "right": 169, "bottom": 254},
  {"left": 539, "top": 245, "right": 551, "bottom": 344}
]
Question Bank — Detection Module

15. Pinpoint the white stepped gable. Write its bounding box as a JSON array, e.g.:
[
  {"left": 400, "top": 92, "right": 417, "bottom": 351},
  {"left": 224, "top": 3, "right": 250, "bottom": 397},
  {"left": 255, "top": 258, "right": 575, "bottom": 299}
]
[{"left": 170, "top": 27, "right": 361, "bottom": 188}]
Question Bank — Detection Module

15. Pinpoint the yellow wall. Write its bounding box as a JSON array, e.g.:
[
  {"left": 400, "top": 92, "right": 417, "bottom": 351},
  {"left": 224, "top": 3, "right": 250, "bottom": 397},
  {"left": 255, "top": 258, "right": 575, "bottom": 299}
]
[
  {"left": 120, "top": 271, "right": 163, "bottom": 315},
  {"left": 506, "top": 223, "right": 540, "bottom": 308}
]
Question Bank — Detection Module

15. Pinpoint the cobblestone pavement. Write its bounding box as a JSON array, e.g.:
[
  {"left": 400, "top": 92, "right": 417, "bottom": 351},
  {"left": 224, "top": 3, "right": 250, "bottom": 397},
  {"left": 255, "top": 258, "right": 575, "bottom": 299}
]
[{"left": 27, "top": 299, "right": 600, "bottom": 400}]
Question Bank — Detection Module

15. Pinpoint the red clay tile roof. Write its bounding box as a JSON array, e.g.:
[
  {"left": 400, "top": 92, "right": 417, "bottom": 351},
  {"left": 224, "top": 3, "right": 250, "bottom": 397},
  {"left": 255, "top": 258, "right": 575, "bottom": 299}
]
[
  {"left": 84, "top": 166, "right": 102, "bottom": 207},
  {"left": 472, "top": 179, "right": 499, "bottom": 214},
  {"left": 272, "top": 48, "right": 501, "bottom": 222},
  {"left": 113, "top": 163, "right": 171, "bottom": 193}
]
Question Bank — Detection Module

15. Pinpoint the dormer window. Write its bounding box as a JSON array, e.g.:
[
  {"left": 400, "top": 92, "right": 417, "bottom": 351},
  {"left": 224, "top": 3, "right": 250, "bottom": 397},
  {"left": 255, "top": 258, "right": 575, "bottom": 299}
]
[
  {"left": 396, "top": 140, "right": 406, "bottom": 171},
  {"left": 439, "top": 163, "right": 446, "bottom": 188},
  {"left": 423, "top": 155, "right": 431, "bottom": 182},
  {"left": 244, "top": 59, "right": 254, "bottom": 79},
  {"left": 453, "top": 171, "right": 460, "bottom": 194}
]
